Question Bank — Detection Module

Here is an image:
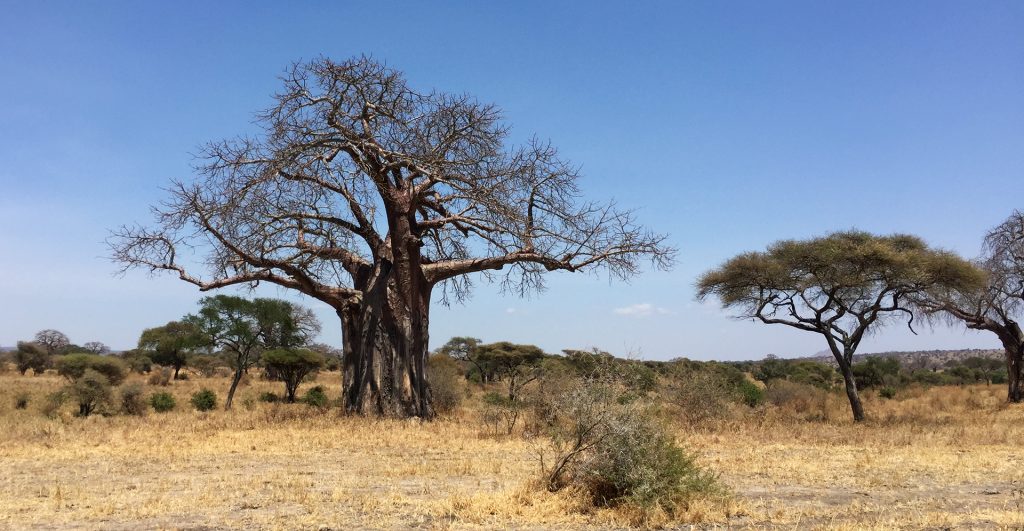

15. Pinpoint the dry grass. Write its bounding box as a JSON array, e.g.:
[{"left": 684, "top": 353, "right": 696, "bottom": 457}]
[{"left": 0, "top": 372, "right": 1022, "bottom": 529}]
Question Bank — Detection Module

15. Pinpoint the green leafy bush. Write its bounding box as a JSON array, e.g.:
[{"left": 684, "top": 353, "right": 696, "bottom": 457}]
[
  {"left": 878, "top": 386, "right": 897, "bottom": 399},
  {"left": 190, "top": 389, "right": 218, "bottom": 411},
  {"left": 543, "top": 379, "right": 722, "bottom": 511},
  {"left": 149, "top": 392, "right": 176, "bottom": 413},
  {"left": 69, "top": 369, "right": 113, "bottom": 417},
  {"left": 302, "top": 385, "right": 329, "bottom": 408},
  {"left": 261, "top": 349, "right": 324, "bottom": 402},
  {"left": 736, "top": 379, "right": 765, "bottom": 407},
  {"left": 120, "top": 383, "right": 147, "bottom": 416},
  {"left": 258, "top": 391, "right": 280, "bottom": 403}
]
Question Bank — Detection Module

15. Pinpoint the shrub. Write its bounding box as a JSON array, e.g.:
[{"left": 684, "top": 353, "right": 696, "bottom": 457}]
[
  {"left": 149, "top": 392, "right": 176, "bottom": 413},
  {"left": 258, "top": 391, "right": 280, "bottom": 403},
  {"left": 302, "top": 385, "right": 329, "bottom": 409},
  {"left": 667, "top": 370, "right": 733, "bottom": 424},
  {"left": 14, "top": 341, "right": 50, "bottom": 375},
  {"left": 125, "top": 353, "right": 153, "bottom": 374},
  {"left": 189, "top": 355, "right": 225, "bottom": 378},
  {"left": 148, "top": 368, "right": 172, "bottom": 386},
  {"left": 190, "top": 389, "right": 218, "bottom": 411},
  {"left": 57, "top": 354, "right": 127, "bottom": 385},
  {"left": 69, "top": 369, "right": 113, "bottom": 417},
  {"left": 542, "top": 379, "right": 721, "bottom": 511},
  {"left": 42, "top": 391, "right": 68, "bottom": 418},
  {"left": 481, "top": 392, "right": 524, "bottom": 435},
  {"left": 428, "top": 354, "right": 464, "bottom": 416},
  {"left": 879, "top": 386, "right": 897, "bottom": 399},
  {"left": 15, "top": 393, "right": 29, "bottom": 410},
  {"left": 120, "top": 383, "right": 147, "bottom": 416},
  {"left": 736, "top": 379, "right": 765, "bottom": 407},
  {"left": 764, "top": 380, "right": 831, "bottom": 420}
]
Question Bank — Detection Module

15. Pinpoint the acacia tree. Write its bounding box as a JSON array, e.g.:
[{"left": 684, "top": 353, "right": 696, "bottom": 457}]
[
  {"left": 477, "top": 342, "right": 546, "bottom": 401},
  {"left": 435, "top": 336, "right": 491, "bottom": 386},
  {"left": 697, "top": 231, "right": 981, "bottom": 422},
  {"left": 917, "top": 211, "right": 1024, "bottom": 402},
  {"left": 111, "top": 56, "right": 673, "bottom": 418},
  {"left": 188, "top": 295, "right": 321, "bottom": 409},
  {"left": 138, "top": 320, "right": 207, "bottom": 379}
]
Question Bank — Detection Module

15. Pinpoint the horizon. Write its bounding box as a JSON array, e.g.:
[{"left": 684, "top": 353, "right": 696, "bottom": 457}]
[{"left": 2, "top": 2, "right": 1021, "bottom": 360}]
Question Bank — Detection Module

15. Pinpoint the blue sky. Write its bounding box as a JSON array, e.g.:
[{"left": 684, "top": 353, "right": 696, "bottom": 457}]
[{"left": 1, "top": 1, "right": 1021, "bottom": 359}]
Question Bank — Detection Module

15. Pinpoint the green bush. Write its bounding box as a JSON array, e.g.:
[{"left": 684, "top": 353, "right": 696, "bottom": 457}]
[
  {"left": 428, "top": 354, "right": 464, "bottom": 416},
  {"left": 120, "top": 383, "right": 147, "bottom": 416},
  {"left": 302, "top": 385, "right": 329, "bottom": 408},
  {"left": 258, "top": 391, "right": 280, "bottom": 403},
  {"left": 69, "top": 369, "right": 113, "bottom": 417},
  {"left": 543, "top": 379, "right": 722, "bottom": 511},
  {"left": 878, "top": 386, "right": 897, "bottom": 399},
  {"left": 190, "top": 389, "right": 218, "bottom": 411},
  {"left": 57, "top": 354, "right": 127, "bottom": 385},
  {"left": 736, "top": 379, "right": 765, "bottom": 407},
  {"left": 149, "top": 392, "right": 176, "bottom": 413}
]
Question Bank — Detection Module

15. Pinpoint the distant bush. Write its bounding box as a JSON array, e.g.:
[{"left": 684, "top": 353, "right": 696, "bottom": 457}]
[
  {"left": 736, "top": 379, "right": 765, "bottom": 407},
  {"left": 667, "top": 370, "right": 733, "bottom": 424},
  {"left": 258, "top": 391, "right": 280, "bottom": 403},
  {"left": 14, "top": 341, "right": 51, "bottom": 375},
  {"left": 878, "top": 386, "right": 897, "bottom": 399},
  {"left": 764, "top": 380, "right": 831, "bottom": 420},
  {"left": 481, "top": 392, "right": 524, "bottom": 435},
  {"left": 120, "top": 383, "right": 147, "bottom": 416},
  {"left": 302, "top": 385, "right": 329, "bottom": 409},
  {"left": 428, "top": 354, "right": 464, "bottom": 416},
  {"left": 42, "top": 391, "right": 68, "bottom": 418},
  {"left": 149, "top": 392, "right": 176, "bottom": 413},
  {"left": 69, "top": 369, "right": 113, "bottom": 417},
  {"left": 189, "top": 355, "right": 225, "bottom": 378},
  {"left": 148, "top": 368, "right": 172, "bottom": 386},
  {"left": 56, "top": 354, "right": 127, "bottom": 385},
  {"left": 190, "top": 389, "right": 217, "bottom": 411},
  {"left": 14, "top": 393, "right": 29, "bottom": 410}
]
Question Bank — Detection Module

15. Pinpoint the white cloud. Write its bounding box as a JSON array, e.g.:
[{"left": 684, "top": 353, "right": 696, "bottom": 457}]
[
  {"left": 505, "top": 307, "right": 517, "bottom": 314},
  {"left": 613, "top": 303, "right": 673, "bottom": 317}
]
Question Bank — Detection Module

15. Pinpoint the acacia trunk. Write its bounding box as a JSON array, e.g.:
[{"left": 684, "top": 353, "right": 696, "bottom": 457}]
[
  {"left": 834, "top": 354, "right": 866, "bottom": 422},
  {"left": 995, "top": 324, "right": 1024, "bottom": 403},
  {"left": 225, "top": 367, "right": 244, "bottom": 410}
]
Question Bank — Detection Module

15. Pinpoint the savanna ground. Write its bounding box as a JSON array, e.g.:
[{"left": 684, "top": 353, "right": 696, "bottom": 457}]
[{"left": 1, "top": 371, "right": 1023, "bottom": 530}]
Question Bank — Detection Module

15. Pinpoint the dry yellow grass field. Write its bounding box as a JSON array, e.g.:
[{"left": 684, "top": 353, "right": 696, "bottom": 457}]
[{"left": 1, "top": 371, "right": 1022, "bottom": 530}]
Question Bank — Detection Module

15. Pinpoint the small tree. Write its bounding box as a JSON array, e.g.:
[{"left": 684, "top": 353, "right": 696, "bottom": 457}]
[
  {"left": 697, "top": 231, "right": 981, "bottom": 422},
  {"left": 69, "top": 369, "right": 113, "bottom": 417},
  {"left": 138, "top": 320, "right": 207, "bottom": 379},
  {"left": 477, "top": 342, "right": 546, "bottom": 401},
  {"left": 13, "top": 341, "right": 50, "bottom": 375},
  {"left": 261, "top": 349, "right": 324, "bottom": 403},
  {"left": 436, "top": 337, "right": 490, "bottom": 386},
  {"left": 189, "top": 295, "right": 320, "bottom": 409}
]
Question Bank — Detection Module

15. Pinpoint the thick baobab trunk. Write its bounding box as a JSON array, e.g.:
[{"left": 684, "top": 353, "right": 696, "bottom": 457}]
[{"left": 339, "top": 260, "right": 434, "bottom": 418}]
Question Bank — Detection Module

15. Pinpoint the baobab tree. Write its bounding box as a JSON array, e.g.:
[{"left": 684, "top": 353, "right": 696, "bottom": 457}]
[
  {"left": 35, "top": 329, "right": 69, "bottom": 356},
  {"left": 110, "top": 56, "right": 673, "bottom": 418},
  {"left": 917, "top": 211, "right": 1024, "bottom": 402},
  {"left": 697, "top": 231, "right": 980, "bottom": 422}
]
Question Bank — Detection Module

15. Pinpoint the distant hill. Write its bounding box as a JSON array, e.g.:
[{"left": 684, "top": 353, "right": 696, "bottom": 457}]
[{"left": 798, "top": 348, "right": 1003, "bottom": 370}]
